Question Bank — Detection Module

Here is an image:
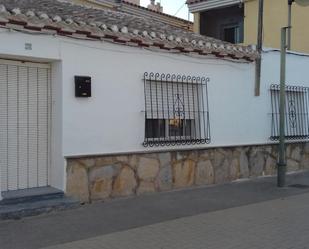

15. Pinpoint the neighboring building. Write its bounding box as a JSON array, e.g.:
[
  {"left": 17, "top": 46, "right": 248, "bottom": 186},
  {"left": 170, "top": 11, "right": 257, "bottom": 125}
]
[
  {"left": 187, "top": 0, "right": 309, "bottom": 53},
  {"left": 0, "top": 0, "right": 308, "bottom": 207},
  {"left": 70, "top": 0, "right": 193, "bottom": 31},
  {"left": 147, "top": 0, "right": 163, "bottom": 12}
]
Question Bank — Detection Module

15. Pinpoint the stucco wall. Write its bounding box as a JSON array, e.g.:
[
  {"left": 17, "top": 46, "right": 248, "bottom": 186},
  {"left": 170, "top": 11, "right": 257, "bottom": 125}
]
[
  {"left": 244, "top": 0, "right": 309, "bottom": 53},
  {"left": 59, "top": 40, "right": 309, "bottom": 157},
  {"left": 60, "top": 40, "right": 257, "bottom": 156}
]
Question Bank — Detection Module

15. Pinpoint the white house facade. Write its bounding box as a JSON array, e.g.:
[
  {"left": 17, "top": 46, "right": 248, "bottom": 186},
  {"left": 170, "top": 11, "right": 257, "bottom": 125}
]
[{"left": 0, "top": 0, "right": 309, "bottom": 202}]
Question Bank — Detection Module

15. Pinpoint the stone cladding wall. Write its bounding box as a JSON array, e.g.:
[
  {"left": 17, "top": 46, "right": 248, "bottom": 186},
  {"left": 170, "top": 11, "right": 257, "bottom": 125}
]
[{"left": 66, "top": 143, "right": 309, "bottom": 202}]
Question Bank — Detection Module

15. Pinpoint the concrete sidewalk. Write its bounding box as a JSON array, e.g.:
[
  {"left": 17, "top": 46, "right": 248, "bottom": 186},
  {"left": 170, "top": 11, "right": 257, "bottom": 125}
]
[
  {"left": 43, "top": 192, "right": 309, "bottom": 249},
  {"left": 1, "top": 171, "right": 309, "bottom": 249}
]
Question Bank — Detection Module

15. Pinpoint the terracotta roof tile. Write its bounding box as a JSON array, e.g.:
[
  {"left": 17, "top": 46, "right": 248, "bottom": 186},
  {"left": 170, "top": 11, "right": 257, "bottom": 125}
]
[{"left": 0, "top": 0, "right": 258, "bottom": 61}]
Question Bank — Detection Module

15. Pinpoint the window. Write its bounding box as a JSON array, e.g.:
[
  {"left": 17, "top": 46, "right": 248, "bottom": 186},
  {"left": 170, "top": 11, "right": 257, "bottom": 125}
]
[
  {"left": 143, "top": 73, "right": 211, "bottom": 147},
  {"left": 270, "top": 84, "right": 309, "bottom": 140},
  {"left": 221, "top": 24, "right": 243, "bottom": 44}
]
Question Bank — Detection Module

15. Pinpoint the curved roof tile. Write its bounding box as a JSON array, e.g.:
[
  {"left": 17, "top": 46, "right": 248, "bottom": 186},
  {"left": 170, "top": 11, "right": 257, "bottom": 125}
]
[{"left": 0, "top": 0, "right": 258, "bottom": 61}]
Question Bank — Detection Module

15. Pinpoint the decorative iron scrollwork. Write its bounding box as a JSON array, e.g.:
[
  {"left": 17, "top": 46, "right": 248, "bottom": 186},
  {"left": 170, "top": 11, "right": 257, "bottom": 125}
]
[
  {"left": 143, "top": 72, "right": 211, "bottom": 147},
  {"left": 270, "top": 84, "right": 309, "bottom": 140}
]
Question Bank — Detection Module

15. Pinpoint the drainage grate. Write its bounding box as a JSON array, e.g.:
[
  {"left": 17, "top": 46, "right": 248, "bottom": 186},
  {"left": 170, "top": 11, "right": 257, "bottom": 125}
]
[{"left": 288, "top": 184, "right": 309, "bottom": 189}]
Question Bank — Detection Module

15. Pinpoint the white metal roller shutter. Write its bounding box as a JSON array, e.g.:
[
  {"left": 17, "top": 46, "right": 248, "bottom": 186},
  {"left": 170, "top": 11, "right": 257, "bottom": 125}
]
[{"left": 0, "top": 59, "right": 51, "bottom": 192}]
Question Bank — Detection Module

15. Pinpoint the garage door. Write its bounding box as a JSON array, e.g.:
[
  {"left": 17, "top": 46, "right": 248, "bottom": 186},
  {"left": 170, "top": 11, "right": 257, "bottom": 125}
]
[{"left": 0, "top": 59, "right": 51, "bottom": 192}]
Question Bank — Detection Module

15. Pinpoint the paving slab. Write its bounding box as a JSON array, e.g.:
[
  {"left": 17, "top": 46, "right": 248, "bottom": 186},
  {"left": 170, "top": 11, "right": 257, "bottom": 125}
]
[
  {"left": 43, "top": 192, "right": 309, "bottom": 249},
  {"left": 1, "top": 171, "right": 309, "bottom": 249}
]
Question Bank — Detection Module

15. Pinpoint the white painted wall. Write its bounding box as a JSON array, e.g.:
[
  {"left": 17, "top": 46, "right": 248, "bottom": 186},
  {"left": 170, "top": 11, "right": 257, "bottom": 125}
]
[
  {"left": 1, "top": 30, "right": 309, "bottom": 193},
  {"left": 60, "top": 40, "right": 256, "bottom": 156},
  {"left": 60, "top": 41, "right": 309, "bottom": 157}
]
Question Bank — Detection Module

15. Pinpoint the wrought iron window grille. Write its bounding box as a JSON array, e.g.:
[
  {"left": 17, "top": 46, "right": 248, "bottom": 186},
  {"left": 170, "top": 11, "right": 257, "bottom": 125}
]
[
  {"left": 143, "top": 72, "right": 211, "bottom": 147},
  {"left": 270, "top": 84, "right": 309, "bottom": 140}
]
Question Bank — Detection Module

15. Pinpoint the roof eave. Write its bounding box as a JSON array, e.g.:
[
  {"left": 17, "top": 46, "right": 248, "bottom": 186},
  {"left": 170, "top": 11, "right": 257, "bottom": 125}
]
[{"left": 188, "top": 0, "right": 242, "bottom": 13}]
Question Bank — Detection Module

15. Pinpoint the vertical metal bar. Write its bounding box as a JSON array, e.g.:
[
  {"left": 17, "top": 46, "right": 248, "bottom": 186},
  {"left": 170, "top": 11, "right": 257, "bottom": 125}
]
[
  {"left": 171, "top": 75, "right": 176, "bottom": 144},
  {"left": 181, "top": 76, "right": 186, "bottom": 142},
  {"left": 285, "top": 88, "right": 291, "bottom": 137},
  {"left": 270, "top": 87, "right": 275, "bottom": 138},
  {"left": 299, "top": 88, "right": 305, "bottom": 138},
  {"left": 287, "top": 1, "right": 292, "bottom": 50},
  {"left": 195, "top": 78, "right": 202, "bottom": 141},
  {"left": 155, "top": 74, "right": 160, "bottom": 144},
  {"left": 143, "top": 73, "right": 148, "bottom": 145},
  {"left": 305, "top": 89, "right": 308, "bottom": 137},
  {"left": 149, "top": 74, "right": 154, "bottom": 145},
  {"left": 278, "top": 27, "right": 288, "bottom": 188},
  {"left": 274, "top": 87, "right": 279, "bottom": 138},
  {"left": 296, "top": 87, "right": 302, "bottom": 137},
  {"left": 205, "top": 78, "right": 211, "bottom": 141},
  {"left": 299, "top": 88, "right": 304, "bottom": 137},
  {"left": 176, "top": 76, "right": 181, "bottom": 143},
  {"left": 186, "top": 77, "right": 192, "bottom": 142},
  {"left": 300, "top": 88, "right": 304, "bottom": 137},
  {"left": 191, "top": 77, "right": 196, "bottom": 141},
  {"left": 305, "top": 87, "right": 309, "bottom": 138},
  {"left": 200, "top": 79, "right": 207, "bottom": 142},
  {"left": 166, "top": 75, "right": 170, "bottom": 144},
  {"left": 292, "top": 88, "right": 295, "bottom": 137},
  {"left": 293, "top": 88, "right": 298, "bottom": 137},
  {"left": 160, "top": 74, "right": 165, "bottom": 144},
  {"left": 285, "top": 88, "right": 290, "bottom": 138},
  {"left": 255, "top": 0, "right": 264, "bottom": 96}
]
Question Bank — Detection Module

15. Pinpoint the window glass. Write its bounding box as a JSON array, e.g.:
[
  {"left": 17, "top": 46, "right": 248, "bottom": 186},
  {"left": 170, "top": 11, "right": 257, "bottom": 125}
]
[{"left": 145, "top": 119, "right": 165, "bottom": 138}]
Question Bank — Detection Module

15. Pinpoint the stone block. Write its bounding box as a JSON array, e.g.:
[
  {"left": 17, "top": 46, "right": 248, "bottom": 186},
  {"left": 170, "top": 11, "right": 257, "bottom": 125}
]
[
  {"left": 263, "top": 146, "right": 272, "bottom": 154},
  {"left": 157, "top": 164, "right": 173, "bottom": 191},
  {"left": 116, "top": 156, "right": 130, "bottom": 164},
  {"left": 287, "top": 159, "right": 299, "bottom": 172},
  {"left": 66, "top": 161, "right": 89, "bottom": 203},
  {"left": 158, "top": 153, "right": 171, "bottom": 167},
  {"left": 78, "top": 158, "right": 95, "bottom": 168},
  {"left": 249, "top": 148, "right": 265, "bottom": 177},
  {"left": 265, "top": 156, "right": 276, "bottom": 176},
  {"left": 89, "top": 165, "right": 120, "bottom": 200},
  {"left": 137, "top": 181, "right": 155, "bottom": 195},
  {"left": 214, "top": 159, "right": 230, "bottom": 184},
  {"left": 286, "top": 145, "right": 292, "bottom": 158},
  {"left": 300, "top": 155, "right": 309, "bottom": 169},
  {"left": 198, "top": 150, "right": 212, "bottom": 160},
  {"left": 230, "top": 158, "right": 239, "bottom": 180},
  {"left": 112, "top": 166, "right": 137, "bottom": 197},
  {"left": 129, "top": 155, "right": 139, "bottom": 169},
  {"left": 239, "top": 150, "right": 249, "bottom": 178},
  {"left": 173, "top": 160, "right": 195, "bottom": 188},
  {"left": 95, "top": 157, "right": 117, "bottom": 167},
  {"left": 291, "top": 146, "right": 302, "bottom": 162},
  {"left": 213, "top": 150, "right": 225, "bottom": 169},
  {"left": 304, "top": 143, "right": 309, "bottom": 154},
  {"left": 195, "top": 160, "right": 214, "bottom": 185},
  {"left": 137, "top": 157, "right": 160, "bottom": 181}
]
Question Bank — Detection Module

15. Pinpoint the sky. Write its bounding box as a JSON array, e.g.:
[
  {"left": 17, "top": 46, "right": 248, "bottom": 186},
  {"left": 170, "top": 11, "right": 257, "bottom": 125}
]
[{"left": 140, "top": 0, "right": 193, "bottom": 21}]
